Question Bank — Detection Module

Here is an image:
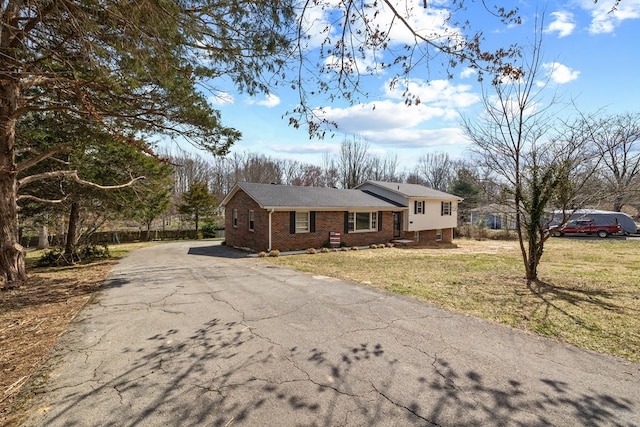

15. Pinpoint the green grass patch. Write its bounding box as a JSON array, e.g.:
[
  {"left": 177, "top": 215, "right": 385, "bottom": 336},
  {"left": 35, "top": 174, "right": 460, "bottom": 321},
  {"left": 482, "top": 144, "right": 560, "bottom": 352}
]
[{"left": 264, "top": 238, "right": 640, "bottom": 362}]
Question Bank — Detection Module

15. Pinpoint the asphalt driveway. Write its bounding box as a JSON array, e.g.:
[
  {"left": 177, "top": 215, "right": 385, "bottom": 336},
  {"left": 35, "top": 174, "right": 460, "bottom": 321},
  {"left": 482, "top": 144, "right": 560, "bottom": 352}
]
[{"left": 22, "top": 241, "right": 639, "bottom": 426}]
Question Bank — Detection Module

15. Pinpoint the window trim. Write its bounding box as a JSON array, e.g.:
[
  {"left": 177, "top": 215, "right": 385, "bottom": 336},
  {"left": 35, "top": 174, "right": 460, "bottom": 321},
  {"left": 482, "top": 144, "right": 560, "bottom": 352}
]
[
  {"left": 441, "top": 201, "right": 452, "bottom": 216},
  {"left": 295, "top": 211, "right": 310, "bottom": 233},
  {"left": 348, "top": 211, "right": 378, "bottom": 232},
  {"left": 248, "top": 210, "right": 255, "bottom": 231},
  {"left": 415, "top": 200, "right": 425, "bottom": 214},
  {"left": 435, "top": 228, "right": 443, "bottom": 241},
  {"left": 232, "top": 209, "right": 238, "bottom": 228}
]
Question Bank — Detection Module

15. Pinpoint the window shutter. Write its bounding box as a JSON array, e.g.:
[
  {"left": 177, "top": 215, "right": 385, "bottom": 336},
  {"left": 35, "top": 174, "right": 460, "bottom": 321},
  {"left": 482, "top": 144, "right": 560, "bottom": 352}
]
[
  {"left": 414, "top": 200, "right": 418, "bottom": 214},
  {"left": 422, "top": 201, "right": 426, "bottom": 214},
  {"left": 441, "top": 202, "right": 444, "bottom": 216},
  {"left": 344, "top": 211, "right": 349, "bottom": 233},
  {"left": 310, "top": 211, "right": 316, "bottom": 232},
  {"left": 378, "top": 211, "right": 383, "bottom": 231},
  {"left": 290, "top": 211, "right": 296, "bottom": 234}
]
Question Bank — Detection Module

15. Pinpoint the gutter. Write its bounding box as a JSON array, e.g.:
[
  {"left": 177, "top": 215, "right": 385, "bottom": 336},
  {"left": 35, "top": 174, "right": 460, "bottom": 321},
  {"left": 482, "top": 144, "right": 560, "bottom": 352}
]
[{"left": 268, "top": 208, "right": 274, "bottom": 251}]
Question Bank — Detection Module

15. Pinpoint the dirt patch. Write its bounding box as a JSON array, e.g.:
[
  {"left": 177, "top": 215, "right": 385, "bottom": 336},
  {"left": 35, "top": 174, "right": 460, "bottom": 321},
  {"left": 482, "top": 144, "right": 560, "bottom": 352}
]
[{"left": 0, "top": 260, "right": 116, "bottom": 425}]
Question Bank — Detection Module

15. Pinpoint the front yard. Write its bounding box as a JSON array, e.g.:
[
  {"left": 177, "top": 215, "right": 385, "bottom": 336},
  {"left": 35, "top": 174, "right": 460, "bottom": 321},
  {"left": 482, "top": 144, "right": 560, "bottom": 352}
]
[{"left": 264, "top": 238, "right": 640, "bottom": 362}]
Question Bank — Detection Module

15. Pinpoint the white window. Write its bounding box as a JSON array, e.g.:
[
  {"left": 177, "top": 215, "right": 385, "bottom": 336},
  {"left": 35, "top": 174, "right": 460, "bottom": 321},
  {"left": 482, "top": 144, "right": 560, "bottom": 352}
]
[
  {"left": 248, "top": 210, "right": 254, "bottom": 231},
  {"left": 295, "top": 211, "right": 310, "bottom": 233},
  {"left": 416, "top": 200, "right": 425, "bottom": 214},
  {"left": 441, "top": 201, "right": 452, "bottom": 216},
  {"left": 348, "top": 212, "right": 378, "bottom": 232},
  {"left": 232, "top": 209, "right": 238, "bottom": 227},
  {"left": 436, "top": 229, "right": 443, "bottom": 241}
]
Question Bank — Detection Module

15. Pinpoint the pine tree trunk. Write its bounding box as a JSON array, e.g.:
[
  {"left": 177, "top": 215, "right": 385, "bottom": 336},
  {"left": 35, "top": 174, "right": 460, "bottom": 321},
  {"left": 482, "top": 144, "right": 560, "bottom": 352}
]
[
  {"left": 194, "top": 210, "right": 200, "bottom": 239},
  {"left": 65, "top": 201, "right": 80, "bottom": 262},
  {"left": 0, "top": 78, "right": 27, "bottom": 285}
]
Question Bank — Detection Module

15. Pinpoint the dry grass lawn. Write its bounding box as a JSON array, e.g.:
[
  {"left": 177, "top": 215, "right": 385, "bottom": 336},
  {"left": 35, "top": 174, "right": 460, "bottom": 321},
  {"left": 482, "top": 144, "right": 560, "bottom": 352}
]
[{"left": 265, "top": 238, "right": 640, "bottom": 362}]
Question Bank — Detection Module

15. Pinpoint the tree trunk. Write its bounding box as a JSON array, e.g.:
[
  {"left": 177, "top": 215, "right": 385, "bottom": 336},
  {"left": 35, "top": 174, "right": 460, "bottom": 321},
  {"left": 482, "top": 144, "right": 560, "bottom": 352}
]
[
  {"left": 0, "top": 78, "right": 27, "bottom": 285},
  {"left": 37, "top": 225, "right": 50, "bottom": 249},
  {"left": 65, "top": 201, "right": 80, "bottom": 261},
  {"left": 194, "top": 210, "right": 199, "bottom": 239},
  {"left": 613, "top": 196, "right": 624, "bottom": 212}
]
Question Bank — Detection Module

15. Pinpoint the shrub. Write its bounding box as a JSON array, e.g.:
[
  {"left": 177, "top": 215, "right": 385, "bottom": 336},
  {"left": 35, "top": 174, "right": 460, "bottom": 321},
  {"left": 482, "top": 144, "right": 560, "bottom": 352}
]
[
  {"left": 257, "top": 251, "right": 266, "bottom": 257},
  {"left": 37, "top": 244, "right": 110, "bottom": 267},
  {"left": 369, "top": 244, "right": 378, "bottom": 249},
  {"left": 351, "top": 246, "right": 359, "bottom": 251},
  {"left": 321, "top": 247, "right": 330, "bottom": 253},
  {"left": 386, "top": 242, "right": 394, "bottom": 248},
  {"left": 269, "top": 249, "right": 280, "bottom": 257},
  {"left": 201, "top": 223, "right": 218, "bottom": 238},
  {"left": 79, "top": 244, "right": 110, "bottom": 260},
  {"left": 306, "top": 248, "right": 317, "bottom": 254}
]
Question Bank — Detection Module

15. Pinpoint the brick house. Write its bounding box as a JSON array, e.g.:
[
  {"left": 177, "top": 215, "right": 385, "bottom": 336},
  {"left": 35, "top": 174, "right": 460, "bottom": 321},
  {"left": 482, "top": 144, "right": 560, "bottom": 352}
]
[{"left": 220, "top": 181, "right": 462, "bottom": 252}]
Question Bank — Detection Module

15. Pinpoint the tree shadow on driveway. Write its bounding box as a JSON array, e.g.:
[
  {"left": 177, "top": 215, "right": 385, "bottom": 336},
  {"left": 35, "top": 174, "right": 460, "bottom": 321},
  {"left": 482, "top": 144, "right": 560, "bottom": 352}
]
[{"left": 25, "top": 320, "right": 638, "bottom": 426}]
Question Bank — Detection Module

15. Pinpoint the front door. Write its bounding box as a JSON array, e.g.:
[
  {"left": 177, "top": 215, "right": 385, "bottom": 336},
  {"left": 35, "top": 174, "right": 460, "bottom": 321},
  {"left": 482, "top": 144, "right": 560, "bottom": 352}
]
[{"left": 393, "top": 212, "right": 401, "bottom": 238}]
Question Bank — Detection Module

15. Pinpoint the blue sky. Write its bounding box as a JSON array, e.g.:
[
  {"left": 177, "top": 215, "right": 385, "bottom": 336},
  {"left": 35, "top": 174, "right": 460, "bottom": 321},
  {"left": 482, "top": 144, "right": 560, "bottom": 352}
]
[{"left": 189, "top": 0, "right": 640, "bottom": 169}]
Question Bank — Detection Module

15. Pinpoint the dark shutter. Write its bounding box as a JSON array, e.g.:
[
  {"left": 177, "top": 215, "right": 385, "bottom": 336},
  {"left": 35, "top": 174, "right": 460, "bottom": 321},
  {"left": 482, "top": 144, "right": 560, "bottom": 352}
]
[
  {"left": 344, "top": 211, "right": 349, "bottom": 233},
  {"left": 378, "top": 211, "right": 383, "bottom": 231},
  {"left": 422, "top": 201, "right": 426, "bottom": 214},
  {"left": 414, "top": 200, "right": 418, "bottom": 214},
  {"left": 310, "top": 211, "right": 316, "bottom": 232},
  {"left": 290, "top": 211, "right": 296, "bottom": 234}
]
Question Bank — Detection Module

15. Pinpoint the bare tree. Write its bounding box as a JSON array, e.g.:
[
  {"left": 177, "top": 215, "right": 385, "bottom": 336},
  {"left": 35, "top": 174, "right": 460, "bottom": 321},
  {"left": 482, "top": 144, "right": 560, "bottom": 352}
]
[
  {"left": 591, "top": 112, "right": 640, "bottom": 212},
  {"left": 321, "top": 154, "right": 340, "bottom": 189},
  {"left": 462, "top": 28, "right": 604, "bottom": 283},
  {"left": 414, "top": 152, "right": 456, "bottom": 191},
  {"left": 228, "top": 152, "right": 283, "bottom": 185},
  {"left": 337, "top": 136, "right": 372, "bottom": 189}
]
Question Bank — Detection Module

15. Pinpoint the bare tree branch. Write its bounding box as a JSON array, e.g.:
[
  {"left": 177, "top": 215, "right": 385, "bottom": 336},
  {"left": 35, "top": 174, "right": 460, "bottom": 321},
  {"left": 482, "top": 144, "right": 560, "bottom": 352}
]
[{"left": 18, "top": 171, "right": 144, "bottom": 189}]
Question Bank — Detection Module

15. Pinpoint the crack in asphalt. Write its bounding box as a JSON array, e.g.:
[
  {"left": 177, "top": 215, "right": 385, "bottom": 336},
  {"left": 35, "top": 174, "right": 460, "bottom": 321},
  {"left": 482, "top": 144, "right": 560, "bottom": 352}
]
[{"left": 372, "top": 383, "right": 441, "bottom": 426}]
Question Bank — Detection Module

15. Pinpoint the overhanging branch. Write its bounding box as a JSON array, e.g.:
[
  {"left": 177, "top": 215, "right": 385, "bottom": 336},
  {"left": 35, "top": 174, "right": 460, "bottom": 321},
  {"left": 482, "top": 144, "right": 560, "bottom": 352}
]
[
  {"left": 18, "top": 170, "right": 144, "bottom": 189},
  {"left": 17, "top": 194, "right": 68, "bottom": 204}
]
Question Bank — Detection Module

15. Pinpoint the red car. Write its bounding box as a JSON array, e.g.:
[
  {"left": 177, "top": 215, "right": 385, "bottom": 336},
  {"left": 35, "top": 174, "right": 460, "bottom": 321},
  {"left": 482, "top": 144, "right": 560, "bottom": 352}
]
[{"left": 551, "top": 219, "right": 621, "bottom": 238}]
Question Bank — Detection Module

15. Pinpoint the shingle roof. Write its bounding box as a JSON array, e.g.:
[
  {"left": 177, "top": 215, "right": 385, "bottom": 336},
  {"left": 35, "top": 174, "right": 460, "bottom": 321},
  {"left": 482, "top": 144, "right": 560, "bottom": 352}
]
[
  {"left": 357, "top": 181, "right": 462, "bottom": 200},
  {"left": 229, "top": 182, "right": 400, "bottom": 209}
]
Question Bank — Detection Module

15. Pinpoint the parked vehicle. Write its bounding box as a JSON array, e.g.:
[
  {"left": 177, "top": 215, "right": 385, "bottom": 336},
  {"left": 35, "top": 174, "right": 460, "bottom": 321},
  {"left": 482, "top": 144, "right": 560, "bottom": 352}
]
[{"left": 550, "top": 219, "right": 622, "bottom": 238}]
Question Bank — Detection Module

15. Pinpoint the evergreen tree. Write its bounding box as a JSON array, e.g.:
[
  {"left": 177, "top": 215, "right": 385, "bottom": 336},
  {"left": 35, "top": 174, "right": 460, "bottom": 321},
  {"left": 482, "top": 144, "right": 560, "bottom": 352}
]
[{"left": 178, "top": 180, "right": 217, "bottom": 239}]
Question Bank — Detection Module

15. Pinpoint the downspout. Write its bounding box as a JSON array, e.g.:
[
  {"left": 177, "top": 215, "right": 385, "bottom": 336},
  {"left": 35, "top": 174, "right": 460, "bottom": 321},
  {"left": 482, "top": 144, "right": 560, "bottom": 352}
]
[{"left": 268, "top": 209, "right": 274, "bottom": 251}]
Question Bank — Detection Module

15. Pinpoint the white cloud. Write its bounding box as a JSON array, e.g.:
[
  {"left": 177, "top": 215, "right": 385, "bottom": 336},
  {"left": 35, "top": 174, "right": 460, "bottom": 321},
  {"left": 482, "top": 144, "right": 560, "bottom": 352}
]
[
  {"left": 384, "top": 78, "right": 480, "bottom": 110},
  {"left": 459, "top": 68, "right": 477, "bottom": 79},
  {"left": 208, "top": 91, "right": 234, "bottom": 105},
  {"left": 545, "top": 11, "right": 576, "bottom": 37},
  {"left": 247, "top": 94, "right": 281, "bottom": 108},
  {"left": 364, "top": 127, "right": 470, "bottom": 149},
  {"left": 542, "top": 62, "right": 580, "bottom": 84},
  {"left": 577, "top": 0, "right": 640, "bottom": 34},
  {"left": 309, "top": 78, "right": 478, "bottom": 150}
]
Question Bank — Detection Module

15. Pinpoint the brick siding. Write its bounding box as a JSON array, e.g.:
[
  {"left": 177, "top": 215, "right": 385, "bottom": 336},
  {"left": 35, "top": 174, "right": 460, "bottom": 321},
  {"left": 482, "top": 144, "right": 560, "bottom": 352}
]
[{"left": 400, "top": 227, "right": 454, "bottom": 244}]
